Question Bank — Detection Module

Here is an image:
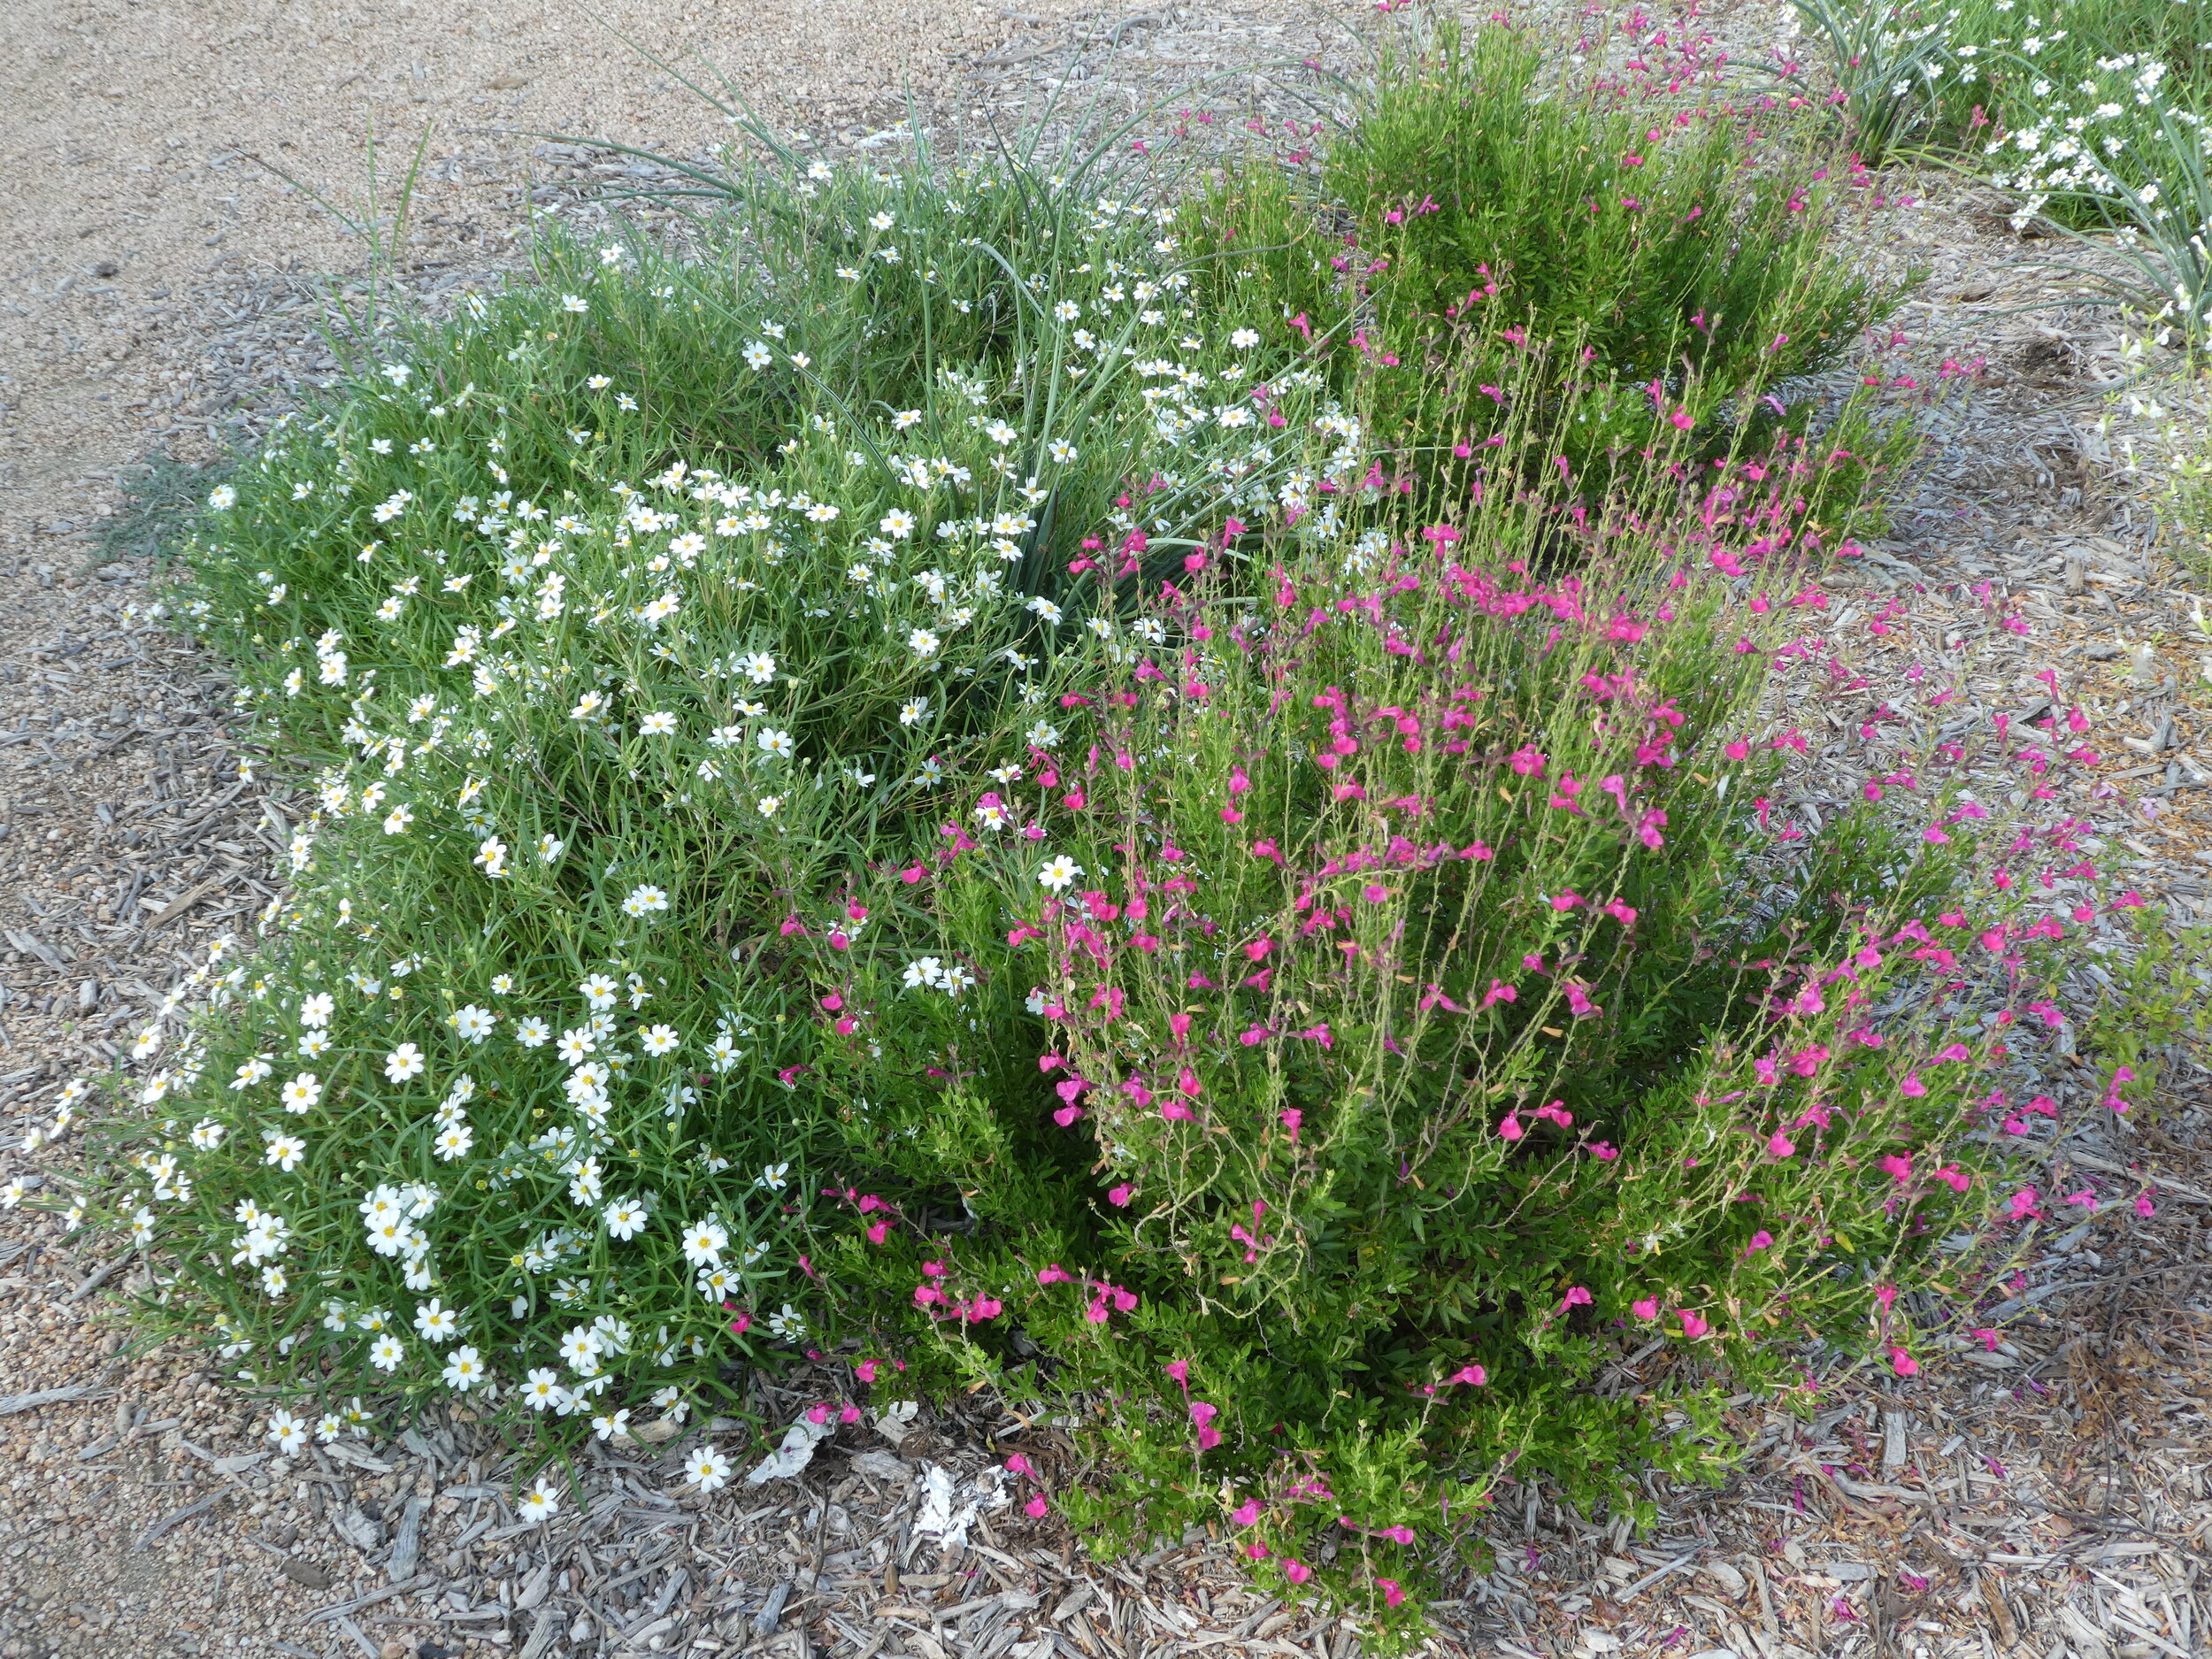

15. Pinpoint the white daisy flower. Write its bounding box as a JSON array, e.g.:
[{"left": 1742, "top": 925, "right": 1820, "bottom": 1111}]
[
  {"left": 442, "top": 1346, "right": 487, "bottom": 1392},
  {"left": 680, "top": 1219, "right": 728, "bottom": 1266},
  {"left": 685, "top": 1445, "right": 733, "bottom": 1493}
]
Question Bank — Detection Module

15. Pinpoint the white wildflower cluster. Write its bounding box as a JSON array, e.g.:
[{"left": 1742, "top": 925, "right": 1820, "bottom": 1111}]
[
  {"left": 1985, "top": 53, "right": 2185, "bottom": 221},
  {"left": 76, "top": 150, "right": 1386, "bottom": 1444}
]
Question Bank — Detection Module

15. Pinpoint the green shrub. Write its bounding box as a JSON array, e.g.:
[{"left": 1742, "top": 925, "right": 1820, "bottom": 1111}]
[
  {"left": 71, "top": 150, "right": 1338, "bottom": 1419},
  {"left": 1180, "top": 19, "right": 1901, "bottom": 468},
  {"left": 787, "top": 353, "right": 2043, "bottom": 1632},
  {"left": 47, "top": 69, "right": 2041, "bottom": 1651}
]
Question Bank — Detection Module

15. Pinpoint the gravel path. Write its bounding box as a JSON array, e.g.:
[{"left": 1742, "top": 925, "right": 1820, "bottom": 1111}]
[{"left": 4, "top": 4, "right": 2211, "bottom": 1658}]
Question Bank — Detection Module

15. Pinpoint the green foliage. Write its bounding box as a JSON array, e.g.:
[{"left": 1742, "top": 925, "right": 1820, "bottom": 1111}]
[
  {"left": 794, "top": 349, "right": 2039, "bottom": 1636},
  {"left": 43, "top": 45, "right": 2056, "bottom": 1648},
  {"left": 1180, "top": 19, "right": 1902, "bottom": 474},
  {"left": 73, "top": 157, "right": 1330, "bottom": 1422},
  {"left": 1788, "top": 0, "right": 2212, "bottom": 317}
]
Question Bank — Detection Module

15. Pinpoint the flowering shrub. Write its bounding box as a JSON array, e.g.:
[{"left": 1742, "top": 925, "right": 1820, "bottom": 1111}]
[
  {"left": 71, "top": 157, "right": 1340, "bottom": 1423},
  {"left": 45, "top": 73, "right": 2095, "bottom": 1650},
  {"left": 790, "top": 340, "right": 2061, "bottom": 1632},
  {"left": 1787, "top": 0, "right": 2212, "bottom": 329}
]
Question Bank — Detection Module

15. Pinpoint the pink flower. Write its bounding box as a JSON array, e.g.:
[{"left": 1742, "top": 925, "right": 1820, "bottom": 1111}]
[
  {"left": 856, "top": 1359, "right": 879, "bottom": 1383},
  {"left": 1446, "top": 1363, "right": 1487, "bottom": 1386},
  {"left": 1767, "top": 1131, "right": 1795, "bottom": 1159},
  {"left": 1283, "top": 1560, "right": 1312, "bottom": 1586},
  {"left": 1745, "top": 1230, "right": 1773, "bottom": 1256},
  {"left": 1108, "top": 1183, "right": 1133, "bottom": 1207},
  {"left": 1363, "top": 883, "right": 1390, "bottom": 902},
  {"left": 1679, "top": 1310, "right": 1710, "bottom": 1340},
  {"left": 1165, "top": 1360, "right": 1190, "bottom": 1386},
  {"left": 1887, "top": 1346, "right": 1918, "bottom": 1379},
  {"left": 1025, "top": 1494, "right": 1049, "bottom": 1518},
  {"left": 1037, "top": 1263, "right": 1072, "bottom": 1286},
  {"left": 1560, "top": 1285, "right": 1593, "bottom": 1312},
  {"left": 1378, "top": 1578, "right": 1405, "bottom": 1609},
  {"left": 1279, "top": 1109, "right": 1302, "bottom": 1141},
  {"left": 728, "top": 1310, "right": 752, "bottom": 1334},
  {"left": 1497, "top": 1111, "right": 1524, "bottom": 1142},
  {"left": 1006, "top": 1453, "right": 1035, "bottom": 1476},
  {"left": 1631, "top": 1298, "right": 1659, "bottom": 1321},
  {"left": 1231, "top": 1499, "right": 1263, "bottom": 1526}
]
